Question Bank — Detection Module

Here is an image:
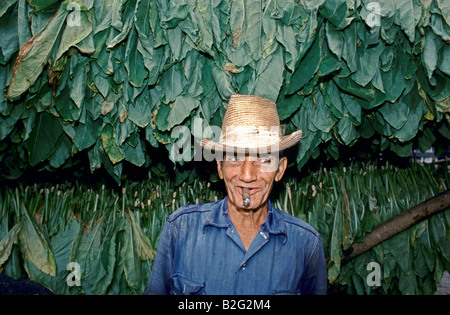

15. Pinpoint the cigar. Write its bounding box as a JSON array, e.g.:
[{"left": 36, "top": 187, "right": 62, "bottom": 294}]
[{"left": 242, "top": 188, "right": 250, "bottom": 206}]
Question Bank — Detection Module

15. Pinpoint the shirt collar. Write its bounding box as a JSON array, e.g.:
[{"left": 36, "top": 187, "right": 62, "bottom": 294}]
[
  {"left": 203, "top": 197, "right": 230, "bottom": 228},
  {"left": 204, "top": 197, "right": 288, "bottom": 238}
]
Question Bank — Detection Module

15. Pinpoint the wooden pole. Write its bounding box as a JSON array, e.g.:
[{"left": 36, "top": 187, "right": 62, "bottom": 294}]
[{"left": 341, "top": 189, "right": 450, "bottom": 265}]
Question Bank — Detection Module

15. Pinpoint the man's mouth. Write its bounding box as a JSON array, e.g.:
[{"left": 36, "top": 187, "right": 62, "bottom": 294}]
[{"left": 238, "top": 186, "right": 260, "bottom": 195}]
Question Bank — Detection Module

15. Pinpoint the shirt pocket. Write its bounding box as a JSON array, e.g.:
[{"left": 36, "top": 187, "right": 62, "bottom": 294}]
[{"left": 170, "top": 273, "right": 205, "bottom": 295}]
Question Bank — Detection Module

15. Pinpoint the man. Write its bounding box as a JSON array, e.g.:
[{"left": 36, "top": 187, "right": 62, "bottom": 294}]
[{"left": 144, "top": 94, "right": 327, "bottom": 295}]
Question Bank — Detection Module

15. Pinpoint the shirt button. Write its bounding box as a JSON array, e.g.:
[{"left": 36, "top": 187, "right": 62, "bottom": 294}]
[{"left": 242, "top": 263, "right": 246, "bottom": 270}]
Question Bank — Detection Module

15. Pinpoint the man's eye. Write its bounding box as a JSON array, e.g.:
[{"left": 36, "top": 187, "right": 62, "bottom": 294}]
[
  {"left": 225, "top": 155, "right": 243, "bottom": 162},
  {"left": 257, "top": 157, "right": 272, "bottom": 164},
  {"left": 225, "top": 155, "right": 235, "bottom": 161}
]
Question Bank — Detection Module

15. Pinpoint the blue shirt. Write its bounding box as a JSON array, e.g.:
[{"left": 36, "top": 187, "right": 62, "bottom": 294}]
[{"left": 144, "top": 197, "right": 327, "bottom": 295}]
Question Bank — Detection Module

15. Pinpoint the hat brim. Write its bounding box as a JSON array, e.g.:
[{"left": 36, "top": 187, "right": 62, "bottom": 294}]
[{"left": 200, "top": 130, "right": 303, "bottom": 154}]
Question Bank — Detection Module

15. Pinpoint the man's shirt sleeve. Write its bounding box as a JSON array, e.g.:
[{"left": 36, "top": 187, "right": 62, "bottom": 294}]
[{"left": 299, "top": 235, "right": 328, "bottom": 295}]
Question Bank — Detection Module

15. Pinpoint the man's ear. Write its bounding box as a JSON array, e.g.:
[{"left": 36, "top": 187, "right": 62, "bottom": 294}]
[
  {"left": 275, "top": 156, "right": 288, "bottom": 182},
  {"left": 216, "top": 159, "right": 224, "bottom": 179}
]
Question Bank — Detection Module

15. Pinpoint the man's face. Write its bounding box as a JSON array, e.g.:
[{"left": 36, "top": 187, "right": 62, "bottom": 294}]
[{"left": 216, "top": 153, "right": 288, "bottom": 211}]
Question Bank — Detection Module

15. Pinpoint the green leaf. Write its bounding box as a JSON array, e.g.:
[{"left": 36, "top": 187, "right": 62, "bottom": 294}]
[
  {"left": 160, "top": 64, "right": 185, "bottom": 102},
  {"left": 69, "top": 220, "right": 102, "bottom": 284},
  {"left": 210, "top": 59, "right": 234, "bottom": 99},
  {"left": 28, "top": 0, "right": 59, "bottom": 12},
  {"left": 318, "top": 49, "right": 342, "bottom": 77},
  {"left": 100, "top": 124, "right": 125, "bottom": 164},
  {"left": 437, "top": 119, "right": 450, "bottom": 139},
  {"left": 287, "top": 34, "right": 321, "bottom": 94},
  {"left": 7, "top": 9, "right": 68, "bottom": 98},
  {"left": 0, "top": 115, "right": 17, "bottom": 141},
  {"left": 319, "top": 0, "right": 354, "bottom": 29},
  {"left": 278, "top": 93, "right": 304, "bottom": 121},
  {"left": 261, "top": 1, "right": 277, "bottom": 58},
  {"left": 351, "top": 43, "right": 384, "bottom": 87},
  {"left": 390, "top": 139, "right": 413, "bottom": 157},
  {"left": 134, "top": 0, "right": 151, "bottom": 37},
  {"left": 398, "top": 270, "right": 418, "bottom": 294},
  {"left": 19, "top": 204, "right": 56, "bottom": 276},
  {"left": 337, "top": 116, "right": 358, "bottom": 145},
  {"left": 49, "top": 218, "right": 80, "bottom": 293},
  {"left": 438, "top": 45, "right": 450, "bottom": 76},
  {"left": 417, "top": 127, "right": 436, "bottom": 152},
  {"left": 328, "top": 204, "right": 342, "bottom": 283},
  {"left": 326, "top": 22, "right": 343, "bottom": 60},
  {"left": 55, "top": 9, "right": 92, "bottom": 61},
  {"left": 123, "top": 135, "right": 146, "bottom": 167},
  {"left": 106, "top": 0, "right": 136, "bottom": 49},
  {"left": 0, "top": 222, "right": 22, "bottom": 266},
  {"left": 184, "top": 52, "right": 204, "bottom": 98},
  {"left": 394, "top": 0, "right": 421, "bottom": 42},
  {"left": 0, "top": 2, "right": 19, "bottom": 65},
  {"left": 341, "top": 23, "right": 357, "bottom": 72},
  {"left": 323, "top": 80, "right": 344, "bottom": 118},
  {"left": 390, "top": 230, "right": 412, "bottom": 273},
  {"left": 70, "top": 64, "right": 87, "bottom": 108},
  {"left": 0, "top": 0, "right": 17, "bottom": 18},
  {"left": 89, "top": 232, "right": 117, "bottom": 294},
  {"left": 296, "top": 130, "right": 322, "bottom": 169},
  {"left": 160, "top": 0, "right": 189, "bottom": 29},
  {"left": 422, "top": 29, "right": 441, "bottom": 80},
  {"left": 128, "top": 88, "right": 153, "bottom": 128},
  {"left": 310, "top": 91, "right": 335, "bottom": 133},
  {"left": 128, "top": 211, "right": 155, "bottom": 261},
  {"left": 120, "top": 224, "right": 141, "bottom": 289},
  {"left": 27, "top": 217, "right": 80, "bottom": 295},
  {"left": 120, "top": 211, "right": 155, "bottom": 290},
  {"left": 55, "top": 86, "right": 81, "bottom": 122},
  {"left": 167, "top": 95, "right": 200, "bottom": 131},
  {"left": 437, "top": 0, "right": 450, "bottom": 26},
  {"left": 155, "top": 103, "right": 170, "bottom": 132},
  {"left": 74, "top": 114, "right": 102, "bottom": 151},
  {"left": 341, "top": 93, "right": 362, "bottom": 125},
  {"left": 379, "top": 100, "right": 409, "bottom": 130},
  {"left": 379, "top": 65, "right": 406, "bottom": 102},
  {"left": 25, "top": 112, "right": 64, "bottom": 166},
  {"left": 276, "top": 24, "right": 298, "bottom": 72},
  {"left": 395, "top": 97, "right": 425, "bottom": 142},
  {"left": 244, "top": 0, "right": 263, "bottom": 60},
  {"left": 49, "top": 134, "right": 72, "bottom": 168},
  {"left": 230, "top": 0, "right": 245, "bottom": 48},
  {"left": 252, "top": 46, "right": 284, "bottom": 102},
  {"left": 125, "top": 27, "right": 148, "bottom": 88},
  {"left": 192, "top": 0, "right": 215, "bottom": 55}
]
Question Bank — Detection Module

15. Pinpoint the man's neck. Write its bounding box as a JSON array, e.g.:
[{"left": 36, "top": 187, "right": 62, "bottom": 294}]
[{"left": 227, "top": 199, "right": 268, "bottom": 250}]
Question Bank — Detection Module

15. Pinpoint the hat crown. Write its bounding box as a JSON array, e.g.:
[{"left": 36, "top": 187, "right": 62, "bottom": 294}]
[
  {"left": 200, "top": 94, "right": 303, "bottom": 153},
  {"left": 221, "top": 94, "right": 280, "bottom": 130}
]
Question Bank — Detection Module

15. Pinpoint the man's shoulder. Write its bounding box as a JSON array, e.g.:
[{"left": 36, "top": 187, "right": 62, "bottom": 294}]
[
  {"left": 272, "top": 207, "right": 321, "bottom": 239},
  {"left": 167, "top": 199, "right": 221, "bottom": 223}
]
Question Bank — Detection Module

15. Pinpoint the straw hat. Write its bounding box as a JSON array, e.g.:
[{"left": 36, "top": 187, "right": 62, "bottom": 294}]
[{"left": 200, "top": 94, "right": 302, "bottom": 154}]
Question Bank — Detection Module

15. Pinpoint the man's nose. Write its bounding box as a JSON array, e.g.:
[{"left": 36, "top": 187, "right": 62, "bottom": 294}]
[{"left": 239, "top": 159, "right": 257, "bottom": 182}]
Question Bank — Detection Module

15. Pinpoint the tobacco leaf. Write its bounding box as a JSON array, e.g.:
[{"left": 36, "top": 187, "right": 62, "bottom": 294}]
[{"left": 7, "top": 9, "right": 68, "bottom": 98}]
